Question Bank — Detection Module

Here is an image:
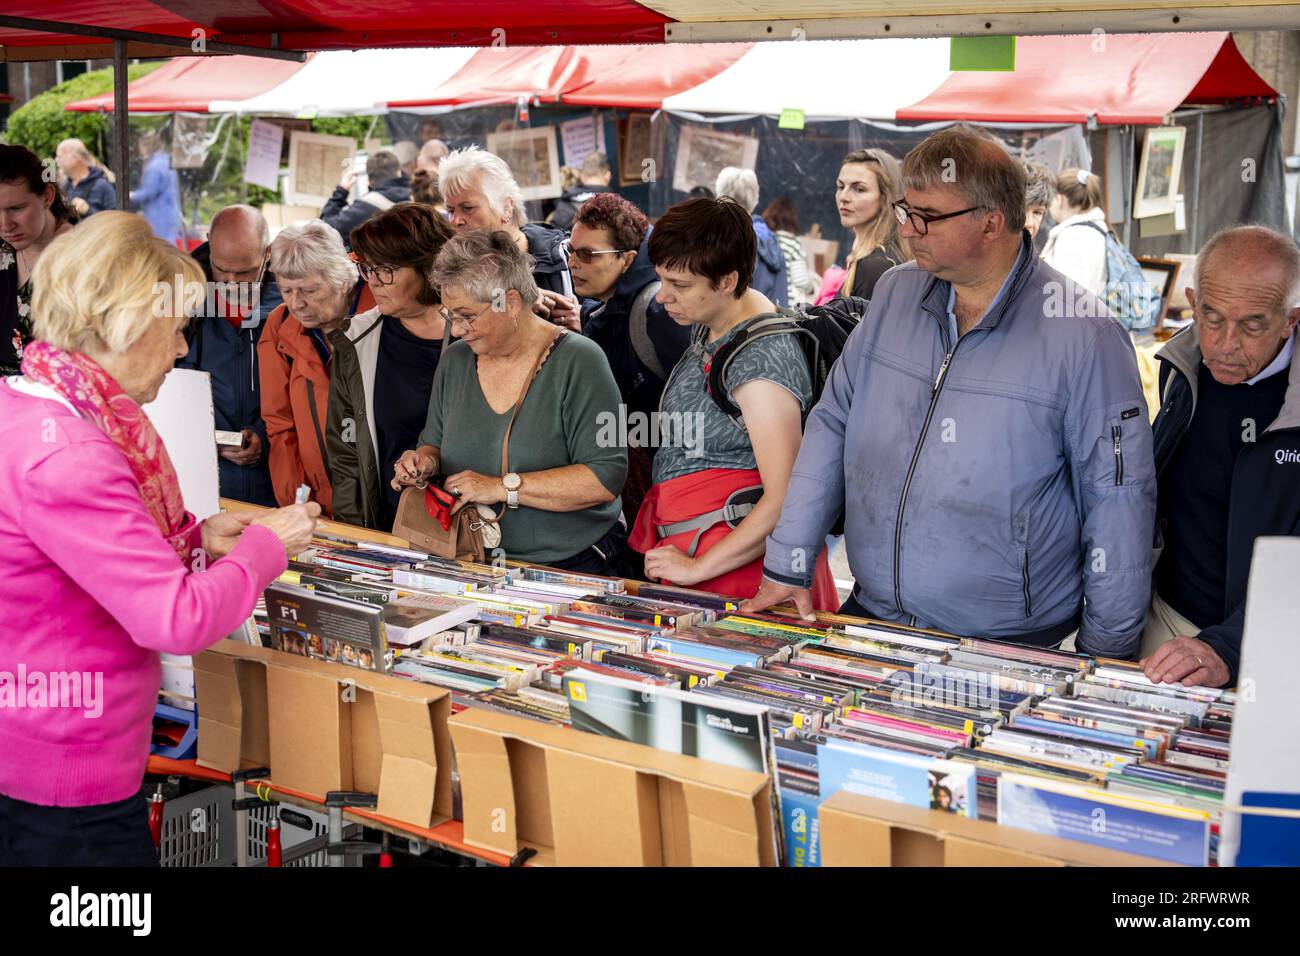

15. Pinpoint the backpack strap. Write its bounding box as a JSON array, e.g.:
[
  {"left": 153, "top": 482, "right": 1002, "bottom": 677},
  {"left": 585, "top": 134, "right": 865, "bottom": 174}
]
[
  {"left": 654, "top": 484, "right": 763, "bottom": 557},
  {"left": 709, "top": 310, "right": 809, "bottom": 421},
  {"left": 628, "top": 280, "right": 668, "bottom": 381}
]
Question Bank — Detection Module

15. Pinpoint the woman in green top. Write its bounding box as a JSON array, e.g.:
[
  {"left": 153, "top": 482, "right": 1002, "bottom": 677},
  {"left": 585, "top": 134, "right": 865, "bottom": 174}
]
[{"left": 391, "top": 230, "right": 628, "bottom": 572}]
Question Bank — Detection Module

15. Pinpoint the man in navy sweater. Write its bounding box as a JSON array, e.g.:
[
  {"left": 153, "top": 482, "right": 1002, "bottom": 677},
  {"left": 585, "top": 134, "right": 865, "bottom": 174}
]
[
  {"left": 1144, "top": 226, "right": 1300, "bottom": 687},
  {"left": 177, "top": 205, "right": 283, "bottom": 507}
]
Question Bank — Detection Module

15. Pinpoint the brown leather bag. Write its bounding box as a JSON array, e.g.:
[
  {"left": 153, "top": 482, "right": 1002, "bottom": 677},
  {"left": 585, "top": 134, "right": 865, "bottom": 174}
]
[{"left": 391, "top": 330, "right": 562, "bottom": 559}]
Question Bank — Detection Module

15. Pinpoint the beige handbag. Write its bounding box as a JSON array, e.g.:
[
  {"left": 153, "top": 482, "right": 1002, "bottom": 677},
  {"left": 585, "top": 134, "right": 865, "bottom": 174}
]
[{"left": 392, "top": 330, "right": 562, "bottom": 559}]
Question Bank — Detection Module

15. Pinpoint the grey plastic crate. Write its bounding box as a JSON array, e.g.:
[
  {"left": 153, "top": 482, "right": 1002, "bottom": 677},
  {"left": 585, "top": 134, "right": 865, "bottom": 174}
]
[{"left": 159, "top": 784, "right": 359, "bottom": 867}]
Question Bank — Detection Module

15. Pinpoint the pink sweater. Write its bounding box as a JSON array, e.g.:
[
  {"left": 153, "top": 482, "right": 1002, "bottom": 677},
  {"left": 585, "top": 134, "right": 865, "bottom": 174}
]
[{"left": 0, "top": 379, "right": 287, "bottom": 807}]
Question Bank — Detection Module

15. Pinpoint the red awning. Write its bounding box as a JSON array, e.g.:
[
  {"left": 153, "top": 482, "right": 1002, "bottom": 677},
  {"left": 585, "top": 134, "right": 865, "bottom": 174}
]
[
  {"left": 897, "top": 32, "right": 1278, "bottom": 125},
  {"left": 64, "top": 54, "right": 307, "bottom": 113},
  {"left": 386, "top": 42, "right": 753, "bottom": 110},
  {"left": 0, "top": 1, "right": 669, "bottom": 56}
]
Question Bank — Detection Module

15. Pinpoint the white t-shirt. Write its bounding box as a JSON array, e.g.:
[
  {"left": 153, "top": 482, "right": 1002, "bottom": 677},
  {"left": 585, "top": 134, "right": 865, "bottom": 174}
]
[{"left": 1041, "top": 207, "right": 1109, "bottom": 299}]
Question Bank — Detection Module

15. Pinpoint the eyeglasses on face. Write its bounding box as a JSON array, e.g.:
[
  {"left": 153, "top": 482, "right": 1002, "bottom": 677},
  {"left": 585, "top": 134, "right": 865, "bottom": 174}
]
[
  {"left": 438, "top": 301, "right": 497, "bottom": 329},
  {"left": 891, "top": 200, "right": 981, "bottom": 236},
  {"left": 566, "top": 245, "right": 631, "bottom": 265},
  {"left": 349, "top": 253, "right": 396, "bottom": 286}
]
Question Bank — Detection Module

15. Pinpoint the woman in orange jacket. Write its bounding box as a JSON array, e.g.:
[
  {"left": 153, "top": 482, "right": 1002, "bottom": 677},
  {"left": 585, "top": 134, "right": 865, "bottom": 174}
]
[{"left": 257, "top": 221, "right": 373, "bottom": 515}]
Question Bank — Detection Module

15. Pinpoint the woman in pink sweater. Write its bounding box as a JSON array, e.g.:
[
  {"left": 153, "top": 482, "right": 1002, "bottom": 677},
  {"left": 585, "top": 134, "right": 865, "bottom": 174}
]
[{"left": 0, "top": 212, "right": 319, "bottom": 866}]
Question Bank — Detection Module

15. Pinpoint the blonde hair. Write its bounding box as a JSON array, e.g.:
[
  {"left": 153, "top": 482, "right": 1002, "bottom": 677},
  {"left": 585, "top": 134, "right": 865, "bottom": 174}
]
[{"left": 31, "top": 211, "right": 202, "bottom": 355}]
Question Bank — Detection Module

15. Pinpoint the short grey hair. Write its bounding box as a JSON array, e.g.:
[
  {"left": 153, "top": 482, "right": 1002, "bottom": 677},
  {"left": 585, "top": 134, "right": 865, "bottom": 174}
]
[
  {"left": 211, "top": 204, "right": 270, "bottom": 250},
  {"left": 431, "top": 229, "right": 540, "bottom": 308},
  {"left": 1197, "top": 225, "right": 1300, "bottom": 311},
  {"left": 439, "top": 146, "right": 527, "bottom": 228},
  {"left": 902, "top": 124, "right": 1027, "bottom": 235},
  {"left": 1022, "top": 160, "right": 1056, "bottom": 209},
  {"left": 714, "top": 166, "right": 760, "bottom": 213},
  {"left": 269, "top": 220, "right": 357, "bottom": 294}
]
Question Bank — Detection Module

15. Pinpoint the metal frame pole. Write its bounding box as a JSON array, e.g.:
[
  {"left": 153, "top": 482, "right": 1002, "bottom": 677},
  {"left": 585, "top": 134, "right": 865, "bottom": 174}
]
[{"left": 112, "top": 39, "right": 129, "bottom": 210}]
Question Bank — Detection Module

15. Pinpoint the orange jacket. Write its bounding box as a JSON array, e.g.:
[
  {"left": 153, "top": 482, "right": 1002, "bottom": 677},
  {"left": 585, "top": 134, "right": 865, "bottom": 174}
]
[{"left": 256, "top": 285, "right": 373, "bottom": 515}]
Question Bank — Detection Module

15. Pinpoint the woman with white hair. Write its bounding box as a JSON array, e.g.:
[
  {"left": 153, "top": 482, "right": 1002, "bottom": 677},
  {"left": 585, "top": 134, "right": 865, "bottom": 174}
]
[
  {"left": 257, "top": 220, "right": 374, "bottom": 515},
  {"left": 0, "top": 212, "right": 318, "bottom": 865},
  {"left": 438, "top": 146, "right": 578, "bottom": 326},
  {"left": 392, "top": 230, "right": 627, "bottom": 574},
  {"left": 714, "top": 166, "right": 788, "bottom": 307}
]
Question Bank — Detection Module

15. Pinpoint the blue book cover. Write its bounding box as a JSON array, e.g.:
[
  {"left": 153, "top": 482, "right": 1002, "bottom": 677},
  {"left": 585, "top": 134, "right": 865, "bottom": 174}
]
[
  {"left": 997, "top": 773, "right": 1210, "bottom": 866},
  {"left": 780, "top": 787, "right": 822, "bottom": 868},
  {"left": 646, "top": 636, "right": 764, "bottom": 669},
  {"left": 817, "top": 740, "right": 976, "bottom": 817},
  {"left": 1011, "top": 715, "right": 1161, "bottom": 759}
]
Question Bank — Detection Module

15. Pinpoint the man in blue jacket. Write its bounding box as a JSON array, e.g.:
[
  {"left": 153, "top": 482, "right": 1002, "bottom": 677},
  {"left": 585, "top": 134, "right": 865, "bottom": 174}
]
[
  {"left": 1141, "top": 226, "right": 1300, "bottom": 687},
  {"left": 745, "top": 124, "right": 1155, "bottom": 658},
  {"left": 177, "top": 204, "right": 282, "bottom": 507}
]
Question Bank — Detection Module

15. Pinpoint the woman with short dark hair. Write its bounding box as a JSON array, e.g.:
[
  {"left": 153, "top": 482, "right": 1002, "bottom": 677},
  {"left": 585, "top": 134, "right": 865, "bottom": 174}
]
[
  {"left": 327, "top": 203, "right": 456, "bottom": 529},
  {"left": 629, "top": 197, "right": 837, "bottom": 606}
]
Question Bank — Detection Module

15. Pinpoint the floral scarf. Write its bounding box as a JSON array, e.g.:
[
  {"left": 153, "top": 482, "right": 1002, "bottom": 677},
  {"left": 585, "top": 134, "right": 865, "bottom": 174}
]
[{"left": 20, "top": 340, "right": 191, "bottom": 562}]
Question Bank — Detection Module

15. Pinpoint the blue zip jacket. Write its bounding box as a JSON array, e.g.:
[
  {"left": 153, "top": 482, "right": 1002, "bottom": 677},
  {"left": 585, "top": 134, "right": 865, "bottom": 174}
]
[
  {"left": 131, "top": 151, "right": 182, "bottom": 244},
  {"left": 177, "top": 242, "right": 283, "bottom": 507},
  {"left": 763, "top": 233, "right": 1156, "bottom": 656},
  {"left": 62, "top": 166, "right": 116, "bottom": 217},
  {"left": 750, "top": 214, "right": 789, "bottom": 308}
]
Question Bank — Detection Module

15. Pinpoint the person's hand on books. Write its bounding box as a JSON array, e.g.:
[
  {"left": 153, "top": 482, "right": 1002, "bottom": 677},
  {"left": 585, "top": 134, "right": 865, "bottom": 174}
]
[
  {"left": 1140, "top": 635, "right": 1230, "bottom": 688},
  {"left": 201, "top": 509, "right": 259, "bottom": 559},
  {"left": 251, "top": 502, "right": 322, "bottom": 558},
  {"left": 643, "top": 544, "right": 706, "bottom": 587},
  {"left": 739, "top": 576, "right": 816, "bottom": 622}
]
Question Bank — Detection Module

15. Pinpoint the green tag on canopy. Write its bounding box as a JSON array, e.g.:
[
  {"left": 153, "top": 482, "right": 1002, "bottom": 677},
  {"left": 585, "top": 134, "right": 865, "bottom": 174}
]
[
  {"left": 295, "top": 108, "right": 319, "bottom": 120},
  {"left": 778, "top": 108, "right": 806, "bottom": 130},
  {"left": 950, "top": 36, "right": 1016, "bottom": 71}
]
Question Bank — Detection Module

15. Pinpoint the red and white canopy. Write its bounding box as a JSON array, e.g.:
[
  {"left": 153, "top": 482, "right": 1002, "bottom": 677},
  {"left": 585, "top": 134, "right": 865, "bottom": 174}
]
[{"left": 63, "top": 33, "right": 1276, "bottom": 125}]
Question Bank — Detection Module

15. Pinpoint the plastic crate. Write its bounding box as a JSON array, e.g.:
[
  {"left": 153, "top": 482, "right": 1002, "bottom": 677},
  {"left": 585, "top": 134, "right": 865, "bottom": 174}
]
[{"left": 159, "top": 783, "right": 361, "bottom": 867}]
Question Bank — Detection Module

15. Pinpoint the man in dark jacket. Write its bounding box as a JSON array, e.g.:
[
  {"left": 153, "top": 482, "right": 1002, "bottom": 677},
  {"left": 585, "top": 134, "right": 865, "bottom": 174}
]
[
  {"left": 715, "top": 166, "right": 788, "bottom": 308},
  {"left": 549, "top": 151, "right": 614, "bottom": 233},
  {"left": 1143, "top": 226, "right": 1300, "bottom": 688},
  {"left": 177, "top": 205, "right": 283, "bottom": 507},
  {"left": 56, "top": 138, "right": 115, "bottom": 217},
  {"left": 320, "top": 150, "right": 411, "bottom": 249}
]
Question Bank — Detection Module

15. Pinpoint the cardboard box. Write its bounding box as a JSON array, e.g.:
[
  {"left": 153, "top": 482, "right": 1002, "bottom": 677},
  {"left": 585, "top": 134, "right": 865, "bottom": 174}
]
[
  {"left": 818, "top": 791, "right": 1178, "bottom": 867},
  {"left": 194, "top": 640, "right": 453, "bottom": 829},
  {"left": 449, "top": 707, "right": 777, "bottom": 867}
]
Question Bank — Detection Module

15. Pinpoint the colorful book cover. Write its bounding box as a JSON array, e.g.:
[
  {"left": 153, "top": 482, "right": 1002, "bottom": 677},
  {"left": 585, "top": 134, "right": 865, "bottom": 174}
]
[
  {"left": 817, "top": 739, "right": 977, "bottom": 817},
  {"left": 996, "top": 772, "right": 1211, "bottom": 866}
]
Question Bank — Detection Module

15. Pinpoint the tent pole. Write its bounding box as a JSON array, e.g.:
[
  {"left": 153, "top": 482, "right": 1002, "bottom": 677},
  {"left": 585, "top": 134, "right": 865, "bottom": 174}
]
[{"left": 113, "top": 39, "right": 130, "bottom": 210}]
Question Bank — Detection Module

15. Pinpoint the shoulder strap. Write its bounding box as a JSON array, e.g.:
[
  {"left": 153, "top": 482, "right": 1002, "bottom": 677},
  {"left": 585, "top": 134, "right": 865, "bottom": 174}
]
[
  {"left": 628, "top": 280, "right": 667, "bottom": 381},
  {"left": 361, "top": 191, "right": 396, "bottom": 212},
  {"left": 491, "top": 328, "right": 566, "bottom": 521},
  {"left": 1069, "top": 220, "right": 1110, "bottom": 238},
  {"left": 710, "top": 310, "right": 803, "bottom": 420}
]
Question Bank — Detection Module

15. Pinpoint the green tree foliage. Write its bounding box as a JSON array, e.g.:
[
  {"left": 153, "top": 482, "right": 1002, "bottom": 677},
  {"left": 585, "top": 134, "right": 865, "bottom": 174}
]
[{"left": 3, "top": 62, "right": 166, "bottom": 160}]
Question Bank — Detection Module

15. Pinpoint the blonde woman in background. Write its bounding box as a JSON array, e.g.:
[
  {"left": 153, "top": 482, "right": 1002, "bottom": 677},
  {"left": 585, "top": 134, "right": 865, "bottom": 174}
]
[
  {"left": 1041, "top": 168, "right": 1109, "bottom": 298},
  {"left": 835, "top": 148, "right": 909, "bottom": 300}
]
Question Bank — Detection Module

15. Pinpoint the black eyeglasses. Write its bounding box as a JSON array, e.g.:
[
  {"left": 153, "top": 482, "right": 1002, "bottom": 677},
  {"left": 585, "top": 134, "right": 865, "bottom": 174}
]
[
  {"left": 566, "top": 246, "right": 630, "bottom": 265},
  {"left": 892, "top": 200, "right": 981, "bottom": 236},
  {"left": 349, "top": 253, "right": 397, "bottom": 286}
]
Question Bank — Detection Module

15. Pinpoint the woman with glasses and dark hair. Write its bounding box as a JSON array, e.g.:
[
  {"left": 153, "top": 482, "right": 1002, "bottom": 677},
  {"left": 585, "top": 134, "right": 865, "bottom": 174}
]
[
  {"left": 258, "top": 220, "right": 375, "bottom": 515},
  {"left": 327, "top": 203, "right": 456, "bottom": 529},
  {"left": 391, "top": 230, "right": 627, "bottom": 574},
  {"left": 835, "top": 148, "right": 909, "bottom": 302}
]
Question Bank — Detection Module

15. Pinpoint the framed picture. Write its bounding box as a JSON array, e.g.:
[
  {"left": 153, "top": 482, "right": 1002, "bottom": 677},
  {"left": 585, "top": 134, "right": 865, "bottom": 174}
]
[
  {"left": 1136, "top": 256, "right": 1182, "bottom": 339},
  {"left": 286, "top": 130, "right": 357, "bottom": 207},
  {"left": 1134, "top": 126, "right": 1186, "bottom": 219},
  {"left": 672, "top": 125, "right": 759, "bottom": 195},
  {"left": 618, "top": 112, "right": 653, "bottom": 187},
  {"left": 486, "top": 125, "right": 562, "bottom": 201}
]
